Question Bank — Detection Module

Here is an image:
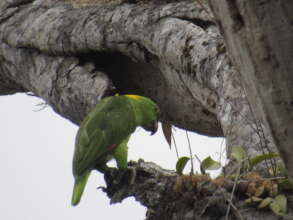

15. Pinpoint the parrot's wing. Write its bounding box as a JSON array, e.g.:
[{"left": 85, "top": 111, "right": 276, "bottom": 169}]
[
  {"left": 114, "top": 135, "right": 130, "bottom": 169},
  {"left": 73, "top": 127, "right": 107, "bottom": 175},
  {"left": 73, "top": 96, "right": 136, "bottom": 176}
]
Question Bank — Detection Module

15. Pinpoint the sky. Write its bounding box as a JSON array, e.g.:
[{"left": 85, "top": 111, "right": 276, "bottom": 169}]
[{"left": 0, "top": 93, "right": 225, "bottom": 220}]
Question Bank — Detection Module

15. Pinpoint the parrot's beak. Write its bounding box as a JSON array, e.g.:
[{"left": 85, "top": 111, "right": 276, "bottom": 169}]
[
  {"left": 151, "top": 120, "right": 158, "bottom": 135},
  {"left": 142, "top": 120, "right": 158, "bottom": 135}
]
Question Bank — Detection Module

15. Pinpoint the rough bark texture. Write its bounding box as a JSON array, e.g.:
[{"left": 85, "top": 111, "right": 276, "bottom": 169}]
[
  {"left": 208, "top": 0, "right": 293, "bottom": 177},
  {"left": 1, "top": 0, "right": 224, "bottom": 135},
  {"left": 103, "top": 160, "right": 293, "bottom": 220},
  {"left": 0, "top": 0, "right": 291, "bottom": 219}
]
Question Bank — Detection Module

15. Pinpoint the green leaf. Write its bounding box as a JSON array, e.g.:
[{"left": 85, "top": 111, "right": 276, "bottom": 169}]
[
  {"left": 258, "top": 197, "right": 273, "bottom": 209},
  {"left": 176, "top": 157, "right": 190, "bottom": 175},
  {"left": 278, "top": 177, "right": 293, "bottom": 191},
  {"left": 201, "top": 156, "right": 221, "bottom": 172},
  {"left": 231, "top": 146, "right": 247, "bottom": 163},
  {"left": 249, "top": 153, "right": 279, "bottom": 170},
  {"left": 277, "top": 164, "right": 288, "bottom": 176},
  {"left": 269, "top": 194, "right": 287, "bottom": 216}
]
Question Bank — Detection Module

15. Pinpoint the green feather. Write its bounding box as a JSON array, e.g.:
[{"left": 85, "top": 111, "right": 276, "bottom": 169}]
[
  {"left": 114, "top": 136, "right": 130, "bottom": 169},
  {"left": 71, "top": 171, "right": 90, "bottom": 206},
  {"left": 71, "top": 95, "right": 159, "bottom": 206}
]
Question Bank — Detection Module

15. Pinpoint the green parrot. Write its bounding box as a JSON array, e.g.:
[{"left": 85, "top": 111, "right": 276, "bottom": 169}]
[{"left": 71, "top": 94, "right": 159, "bottom": 206}]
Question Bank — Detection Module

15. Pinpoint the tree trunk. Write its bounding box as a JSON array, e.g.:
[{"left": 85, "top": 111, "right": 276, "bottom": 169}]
[
  {"left": 208, "top": 0, "right": 293, "bottom": 178},
  {"left": 0, "top": 0, "right": 292, "bottom": 219}
]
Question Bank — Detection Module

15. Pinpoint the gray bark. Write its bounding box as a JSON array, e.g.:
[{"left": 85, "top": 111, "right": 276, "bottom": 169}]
[
  {"left": 0, "top": 0, "right": 291, "bottom": 219},
  {"left": 104, "top": 160, "right": 293, "bottom": 220},
  {"left": 1, "top": 0, "right": 223, "bottom": 135},
  {"left": 208, "top": 0, "right": 293, "bottom": 177}
]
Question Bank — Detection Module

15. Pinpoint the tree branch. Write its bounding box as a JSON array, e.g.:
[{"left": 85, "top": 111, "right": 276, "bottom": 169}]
[
  {"left": 0, "top": 0, "right": 280, "bottom": 164},
  {"left": 0, "top": 0, "right": 291, "bottom": 218},
  {"left": 103, "top": 160, "right": 293, "bottom": 220},
  {"left": 0, "top": 0, "right": 224, "bottom": 135}
]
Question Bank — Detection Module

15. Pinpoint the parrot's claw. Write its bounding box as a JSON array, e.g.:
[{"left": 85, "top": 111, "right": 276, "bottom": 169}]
[
  {"left": 113, "top": 167, "right": 137, "bottom": 185},
  {"left": 112, "top": 168, "right": 126, "bottom": 184},
  {"left": 128, "top": 167, "right": 136, "bottom": 185},
  {"left": 95, "top": 165, "right": 109, "bottom": 173}
]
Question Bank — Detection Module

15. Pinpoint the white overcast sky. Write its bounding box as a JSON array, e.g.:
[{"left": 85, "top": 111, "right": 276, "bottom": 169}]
[{"left": 0, "top": 93, "right": 225, "bottom": 220}]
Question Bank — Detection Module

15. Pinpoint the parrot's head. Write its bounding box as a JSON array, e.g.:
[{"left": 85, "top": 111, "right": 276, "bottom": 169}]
[
  {"left": 125, "top": 95, "right": 160, "bottom": 135},
  {"left": 141, "top": 118, "right": 159, "bottom": 135}
]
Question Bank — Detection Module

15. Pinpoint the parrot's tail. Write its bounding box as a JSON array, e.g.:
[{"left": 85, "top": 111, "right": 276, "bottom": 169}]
[{"left": 71, "top": 171, "right": 91, "bottom": 206}]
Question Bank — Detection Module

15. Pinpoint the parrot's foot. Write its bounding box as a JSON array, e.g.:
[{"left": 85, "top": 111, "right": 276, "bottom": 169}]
[
  {"left": 95, "top": 164, "right": 109, "bottom": 173},
  {"left": 128, "top": 167, "right": 136, "bottom": 185},
  {"left": 114, "top": 167, "right": 136, "bottom": 185}
]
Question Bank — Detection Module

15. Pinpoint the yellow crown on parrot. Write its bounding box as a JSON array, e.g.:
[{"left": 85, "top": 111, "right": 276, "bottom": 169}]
[{"left": 125, "top": 94, "right": 141, "bottom": 100}]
